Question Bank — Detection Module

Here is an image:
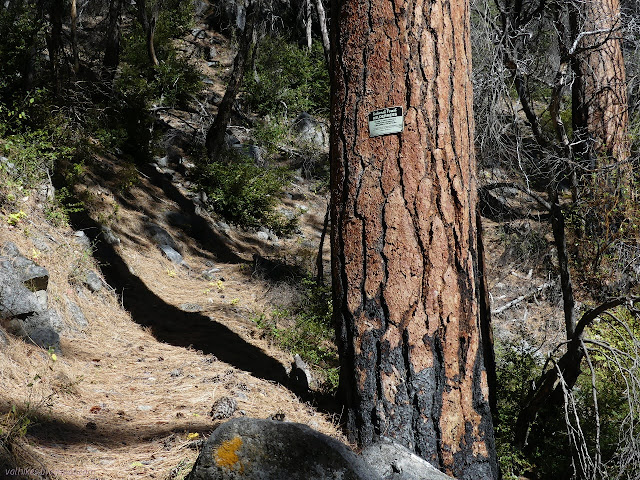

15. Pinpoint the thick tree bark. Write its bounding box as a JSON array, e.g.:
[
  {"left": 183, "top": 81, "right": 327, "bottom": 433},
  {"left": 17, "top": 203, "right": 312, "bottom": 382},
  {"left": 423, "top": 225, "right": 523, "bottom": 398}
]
[
  {"left": 205, "top": 1, "right": 257, "bottom": 161},
  {"left": 330, "top": 0, "right": 498, "bottom": 478},
  {"left": 103, "top": 0, "right": 124, "bottom": 75},
  {"left": 572, "top": 0, "right": 630, "bottom": 188}
]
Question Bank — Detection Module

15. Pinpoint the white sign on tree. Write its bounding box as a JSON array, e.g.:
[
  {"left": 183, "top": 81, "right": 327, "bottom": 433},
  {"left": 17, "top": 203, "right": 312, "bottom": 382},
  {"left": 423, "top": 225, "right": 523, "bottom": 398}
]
[{"left": 368, "top": 107, "right": 404, "bottom": 137}]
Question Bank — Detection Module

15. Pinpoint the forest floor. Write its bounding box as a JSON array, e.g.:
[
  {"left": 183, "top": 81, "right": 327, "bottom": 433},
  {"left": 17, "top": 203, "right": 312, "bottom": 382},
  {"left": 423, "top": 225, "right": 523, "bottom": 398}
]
[{"left": 0, "top": 13, "right": 569, "bottom": 480}]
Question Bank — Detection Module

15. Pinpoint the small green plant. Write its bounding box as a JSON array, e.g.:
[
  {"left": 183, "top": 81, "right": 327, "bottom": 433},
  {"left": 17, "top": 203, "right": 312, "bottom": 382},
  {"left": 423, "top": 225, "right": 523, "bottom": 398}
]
[
  {"left": 45, "top": 187, "right": 84, "bottom": 227},
  {"left": 253, "top": 278, "right": 338, "bottom": 393},
  {"left": 253, "top": 117, "right": 290, "bottom": 157},
  {"left": 0, "top": 350, "right": 58, "bottom": 453},
  {"left": 5, "top": 210, "right": 26, "bottom": 226},
  {"left": 116, "top": 161, "right": 141, "bottom": 193},
  {"left": 494, "top": 337, "right": 541, "bottom": 478}
]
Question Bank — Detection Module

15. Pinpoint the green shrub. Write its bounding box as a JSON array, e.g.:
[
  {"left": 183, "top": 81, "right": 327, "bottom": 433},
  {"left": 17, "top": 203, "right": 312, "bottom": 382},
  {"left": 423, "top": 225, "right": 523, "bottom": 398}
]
[
  {"left": 194, "top": 150, "right": 297, "bottom": 235},
  {"left": 0, "top": 125, "right": 74, "bottom": 188},
  {"left": 244, "top": 37, "right": 329, "bottom": 116},
  {"left": 154, "top": 53, "right": 203, "bottom": 108},
  {"left": 45, "top": 187, "right": 84, "bottom": 227}
]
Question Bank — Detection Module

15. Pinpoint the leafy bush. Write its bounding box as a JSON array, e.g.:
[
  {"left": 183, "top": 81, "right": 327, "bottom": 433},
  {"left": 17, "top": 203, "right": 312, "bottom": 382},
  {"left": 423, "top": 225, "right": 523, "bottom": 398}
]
[
  {"left": 0, "top": 124, "right": 74, "bottom": 188},
  {"left": 194, "top": 150, "right": 297, "bottom": 235},
  {"left": 154, "top": 54, "right": 202, "bottom": 108},
  {"left": 244, "top": 37, "right": 329, "bottom": 116}
]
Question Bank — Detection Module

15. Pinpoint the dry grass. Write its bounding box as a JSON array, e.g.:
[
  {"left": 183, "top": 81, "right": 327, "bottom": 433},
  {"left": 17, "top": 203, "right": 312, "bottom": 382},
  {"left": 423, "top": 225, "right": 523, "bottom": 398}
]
[{"left": 0, "top": 163, "right": 343, "bottom": 479}]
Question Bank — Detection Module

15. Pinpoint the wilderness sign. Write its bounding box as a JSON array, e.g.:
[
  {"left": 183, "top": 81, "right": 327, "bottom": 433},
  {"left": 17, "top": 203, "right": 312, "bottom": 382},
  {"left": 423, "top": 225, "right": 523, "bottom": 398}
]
[{"left": 368, "top": 107, "right": 404, "bottom": 137}]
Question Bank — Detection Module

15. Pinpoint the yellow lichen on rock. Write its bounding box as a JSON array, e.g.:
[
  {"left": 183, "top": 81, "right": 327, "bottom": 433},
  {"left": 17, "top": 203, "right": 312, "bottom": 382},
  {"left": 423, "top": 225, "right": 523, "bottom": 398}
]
[{"left": 213, "top": 436, "right": 244, "bottom": 472}]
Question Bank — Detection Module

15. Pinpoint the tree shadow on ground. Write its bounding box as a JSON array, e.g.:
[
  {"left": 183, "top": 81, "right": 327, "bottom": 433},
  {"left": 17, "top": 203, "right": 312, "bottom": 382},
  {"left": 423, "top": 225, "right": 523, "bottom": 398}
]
[{"left": 70, "top": 208, "right": 288, "bottom": 386}]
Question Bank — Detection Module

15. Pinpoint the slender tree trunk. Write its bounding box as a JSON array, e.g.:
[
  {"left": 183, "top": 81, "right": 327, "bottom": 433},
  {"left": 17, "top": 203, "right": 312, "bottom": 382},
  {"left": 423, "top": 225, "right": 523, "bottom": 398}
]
[
  {"left": 330, "top": 0, "right": 498, "bottom": 477},
  {"left": 103, "top": 0, "right": 124, "bottom": 76},
  {"left": 315, "top": 201, "right": 330, "bottom": 285},
  {"left": 134, "top": 0, "right": 159, "bottom": 66},
  {"left": 47, "top": 0, "right": 64, "bottom": 94},
  {"left": 314, "top": 0, "right": 330, "bottom": 64},
  {"left": 477, "top": 210, "right": 498, "bottom": 421},
  {"left": 70, "top": 0, "right": 79, "bottom": 74},
  {"left": 550, "top": 190, "right": 576, "bottom": 339},
  {"left": 305, "top": 0, "right": 312, "bottom": 50},
  {"left": 205, "top": 1, "right": 257, "bottom": 160}
]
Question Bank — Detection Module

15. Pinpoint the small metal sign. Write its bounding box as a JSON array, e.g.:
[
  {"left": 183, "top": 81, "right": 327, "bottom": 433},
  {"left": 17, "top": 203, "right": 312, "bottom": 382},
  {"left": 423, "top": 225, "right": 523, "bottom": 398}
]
[{"left": 368, "top": 106, "right": 404, "bottom": 137}]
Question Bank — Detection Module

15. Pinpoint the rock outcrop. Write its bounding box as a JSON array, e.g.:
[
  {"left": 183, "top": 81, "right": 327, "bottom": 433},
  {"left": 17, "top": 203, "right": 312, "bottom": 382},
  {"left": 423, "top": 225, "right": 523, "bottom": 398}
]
[
  {"left": 362, "top": 438, "right": 455, "bottom": 480},
  {"left": 186, "top": 417, "right": 382, "bottom": 480},
  {"left": 0, "top": 243, "right": 61, "bottom": 351}
]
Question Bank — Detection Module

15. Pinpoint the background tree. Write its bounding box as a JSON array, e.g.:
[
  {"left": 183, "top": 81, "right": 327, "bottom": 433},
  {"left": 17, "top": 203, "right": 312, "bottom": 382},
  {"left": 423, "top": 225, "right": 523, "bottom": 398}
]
[
  {"left": 103, "top": 0, "right": 124, "bottom": 76},
  {"left": 133, "top": 0, "right": 161, "bottom": 66},
  {"left": 205, "top": 0, "right": 258, "bottom": 161},
  {"left": 330, "top": 0, "right": 498, "bottom": 478},
  {"left": 572, "top": 0, "right": 630, "bottom": 191},
  {"left": 471, "top": 0, "right": 640, "bottom": 476}
]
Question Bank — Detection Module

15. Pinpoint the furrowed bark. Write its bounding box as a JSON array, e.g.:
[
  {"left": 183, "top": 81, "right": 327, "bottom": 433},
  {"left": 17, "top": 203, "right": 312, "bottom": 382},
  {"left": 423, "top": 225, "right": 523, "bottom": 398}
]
[
  {"left": 330, "top": 0, "right": 498, "bottom": 478},
  {"left": 572, "top": 0, "right": 630, "bottom": 188}
]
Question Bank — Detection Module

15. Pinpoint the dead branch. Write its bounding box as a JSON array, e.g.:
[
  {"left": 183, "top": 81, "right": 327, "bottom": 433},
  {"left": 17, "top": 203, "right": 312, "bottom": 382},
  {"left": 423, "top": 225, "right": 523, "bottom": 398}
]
[{"left": 493, "top": 280, "right": 555, "bottom": 314}]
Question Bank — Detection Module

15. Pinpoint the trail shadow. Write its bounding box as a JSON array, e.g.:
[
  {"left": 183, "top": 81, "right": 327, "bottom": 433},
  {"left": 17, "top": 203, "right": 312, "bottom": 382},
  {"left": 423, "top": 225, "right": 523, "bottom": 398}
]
[
  {"left": 22, "top": 412, "right": 216, "bottom": 449},
  {"left": 70, "top": 209, "right": 288, "bottom": 386},
  {"left": 138, "top": 163, "right": 246, "bottom": 264}
]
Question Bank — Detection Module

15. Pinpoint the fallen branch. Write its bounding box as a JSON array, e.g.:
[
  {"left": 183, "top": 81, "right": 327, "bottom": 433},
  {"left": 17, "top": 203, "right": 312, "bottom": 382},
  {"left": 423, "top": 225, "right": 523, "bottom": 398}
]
[{"left": 493, "top": 280, "right": 555, "bottom": 314}]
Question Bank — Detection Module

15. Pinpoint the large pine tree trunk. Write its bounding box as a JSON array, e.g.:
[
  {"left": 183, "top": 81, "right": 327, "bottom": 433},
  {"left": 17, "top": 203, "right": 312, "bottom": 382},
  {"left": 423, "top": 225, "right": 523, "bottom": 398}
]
[
  {"left": 330, "top": 0, "right": 498, "bottom": 478},
  {"left": 572, "top": 0, "right": 629, "bottom": 188}
]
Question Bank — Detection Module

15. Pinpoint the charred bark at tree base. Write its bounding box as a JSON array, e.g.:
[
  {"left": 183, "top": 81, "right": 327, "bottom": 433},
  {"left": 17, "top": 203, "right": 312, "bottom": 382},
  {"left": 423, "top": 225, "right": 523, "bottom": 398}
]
[{"left": 330, "top": 0, "right": 498, "bottom": 478}]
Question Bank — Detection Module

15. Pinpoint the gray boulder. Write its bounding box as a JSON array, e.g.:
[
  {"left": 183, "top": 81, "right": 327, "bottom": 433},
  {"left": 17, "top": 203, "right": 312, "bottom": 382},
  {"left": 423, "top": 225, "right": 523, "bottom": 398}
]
[
  {"left": 361, "top": 438, "right": 454, "bottom": 480},
  {"left": 100, "top": 225, "right": 121, "bottom": 245},
  {"left": 73, "top": 230, "right": 92, "bottom": 248},
  {"left": 232, "top": 143, "right": 263, "bottom": 166},
  {"left": 0, "top": 250, "right": 60, "bottom": 351},
  {"left": 160, "top": 245, "right": 184, "bottom": 264},
  {"left": 66, "top": 299, "right": 88, "bottom": 328},
  {"left": 143, "top": 219, "right": 182, "bottom": 253},
  {"left": 83, "top": 271, "right": 103, "bottom": 293},
  {"left": 0, "top": 259, "right": 46, "bottom": 317},
  {"left": 1, "top": 242, "right": 20, "bottom": 257},
  {"left": 289, "top": 354, "right": 313, "bottom": 393},
  {"left": 0, "top": 327, "right": 9, "bottom": 348},
  {"left": 292, "top": 113, "right": 328, "bottom": 148},
  {"left": 186, "top": 418, "right": 382, "bottom": 480},
  {"left": 1, "top": 242, "right": 49, "bottom": 291}
]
